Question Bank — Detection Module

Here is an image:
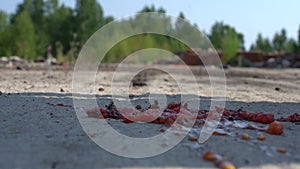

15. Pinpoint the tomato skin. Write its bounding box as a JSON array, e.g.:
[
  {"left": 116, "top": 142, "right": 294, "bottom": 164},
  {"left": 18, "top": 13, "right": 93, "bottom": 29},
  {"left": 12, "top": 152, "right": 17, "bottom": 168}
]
[
  {"left": 179, "top": 108, "right": 193, "bottom": 115},
  {"left": 240, "top": 134, "right": 251, "bottom": 140},
  {"left": 202, "top": 151, "right": 236, "bottom": 169},
  {"left": 287, "top": 113, "right": 300, "bottom": 122},
  {"left": 248, "top": 112, "right": 275, "bottom": 124},
  {"left": 202, "top": 151, "right": 217, "bottom": 161},
  {"left": 215, "top": 106, "right": 224, "bottom": 113},
  {"left": 197, "top": 114, "right": 208, "bottom": 119},
  {"left": 123, "top": 118, "right": 134, "bottom": 123},
  {"left": 278, "top": 113, "right": 300, "bottom": 122},
  {"left": 167, "top": 102, "right": 181, "bottom": 109},
  {"left": 99, "top": 108, "right": 109, "bottom": 118},
  {"left": 266, "top": 121, "right": 284, "bottom": 135},
  {"left": 166, "top": 102, "right": 181, "bottom": 113},
  {"left": 257, "top": 135, "right": 266, "bottom": 141},
  {"left": 277, "top": 148, "right": 287, "bottom": 153},
  {"left": 218, "top": 161, "right": 236, "bottom": 169}
]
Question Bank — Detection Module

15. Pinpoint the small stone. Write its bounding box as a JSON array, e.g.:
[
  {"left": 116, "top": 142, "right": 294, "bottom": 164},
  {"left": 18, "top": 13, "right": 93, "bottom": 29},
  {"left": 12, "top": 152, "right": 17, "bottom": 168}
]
[
  {"left": 51, "top": 161, "right": 58, "bottom": 169},
  {"left": 159, "top": 128, "right": 166, "bottom": 132},
  {"left": 277, "top": 148, "right": 286, "bottom": 153},
  {"left": 60, "top": 88, "right": 64, "bottom": 92},
  {"left": 98, "top": 87, "right": 104, "bottom": 91},
  {"left": 275, "top": 87, "right": 280, "bottom": 91},
  {"left": 135, "top": 105, "right": 142, "bottom": 109},
  {"left": 219, "top": 161, "right": 236, "bottom": 169},
  {"left": 202, "top": 151, "right": 217, "bottom": 161},
  {"left": 257, "top": 135, "right": 266, "bottom": 141},
  {"left": 240, "top": 134, "right": 251, "bottom": 140},
  {"left": 188, "top": 136, "right": 198, "bottom": 142}
]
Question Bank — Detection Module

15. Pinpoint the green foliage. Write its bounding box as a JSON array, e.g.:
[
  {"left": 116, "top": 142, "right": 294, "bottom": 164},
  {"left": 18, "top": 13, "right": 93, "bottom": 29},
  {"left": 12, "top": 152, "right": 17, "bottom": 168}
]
[
  {"left": 140, "top": 5, "right": 165, "bottom": 13},
  {"left": 298, "top": 26, "right": 300, "bottom": 45},
  {"left": 251, "top": 33, "right": 273, "bottom": 52},
  {"left": 298, "top": 26, "right": 300, "bottom": 54},
  {"left": 209, "top": 21, "right": 243, "bottom": 63},
  {"left": 102, "top": 9, "right": 196, "bottom": 63},
  {"left": 209, "top": 22, "right": 225, "bottom": 49},
  {"left": 0, "top": 11, "right": 9, "bottom": 31},
  {"left": 11, "top": 0, "right": 48, "bottom": 56},
  {"left": 285, "top": 39, "right": 298, "bottom": 53},
  {"left": 12, "top": 10, "right": 36, "bottom": 59},
  {"left": 0, "top": 1, "right": 300, "bottom": 64},
  {"left": 0, "top": 11, "right": 13, "bottom": 56},
  {"left": 46, "top": 5, "right": 75, "bottom": 54},
  {"left": 250, "top": 28, "right": 300, "bottom": 53},
  {"left": 209, "top": 21, "right": 244, "bottom": 51},
  {"left": 272, "top": 28, "right": 287, "bottom": 51},
  {"left": 104, "top": 33, "right": 188, "bottom": 63},
  {"left": 75, "top": 0, "right": 104, "bottom": 43},
  {"left": 221, "top": 28, "right": 239, "bottom": 63}
]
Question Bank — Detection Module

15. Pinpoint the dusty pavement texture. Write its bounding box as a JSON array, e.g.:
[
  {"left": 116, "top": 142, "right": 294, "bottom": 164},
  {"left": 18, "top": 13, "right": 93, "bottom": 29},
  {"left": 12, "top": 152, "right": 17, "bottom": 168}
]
[
  {"left": 0, "top": 66, "right": 300, "bottom": 169},
  {"left": 0, "top": 66, "right": 299, "bottom": 102}
]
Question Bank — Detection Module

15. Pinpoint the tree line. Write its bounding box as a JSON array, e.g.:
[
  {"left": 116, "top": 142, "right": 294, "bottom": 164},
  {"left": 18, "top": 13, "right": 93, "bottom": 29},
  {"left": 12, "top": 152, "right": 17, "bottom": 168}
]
[{"left": 0, "top": 0, "right": 300, "bottom": 63}]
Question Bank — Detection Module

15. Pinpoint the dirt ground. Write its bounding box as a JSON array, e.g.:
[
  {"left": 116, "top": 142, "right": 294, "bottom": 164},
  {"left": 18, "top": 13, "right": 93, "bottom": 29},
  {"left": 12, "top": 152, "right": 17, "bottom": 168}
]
[{"left": 0, "top": 66, "right": 300, "bottom": 169}]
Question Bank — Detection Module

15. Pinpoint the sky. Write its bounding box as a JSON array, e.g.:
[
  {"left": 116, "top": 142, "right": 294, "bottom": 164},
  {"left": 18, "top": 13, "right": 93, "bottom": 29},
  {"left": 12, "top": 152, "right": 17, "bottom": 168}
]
[{"left": 0, "top": 0, "right": 299, "bottom": 50}]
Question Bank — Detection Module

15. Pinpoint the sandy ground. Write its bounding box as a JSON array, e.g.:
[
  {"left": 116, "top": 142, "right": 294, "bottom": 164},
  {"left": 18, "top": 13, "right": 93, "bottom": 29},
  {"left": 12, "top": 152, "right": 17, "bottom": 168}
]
[{"left": 0, "top": 66, "right": 300, "bottom": 169}]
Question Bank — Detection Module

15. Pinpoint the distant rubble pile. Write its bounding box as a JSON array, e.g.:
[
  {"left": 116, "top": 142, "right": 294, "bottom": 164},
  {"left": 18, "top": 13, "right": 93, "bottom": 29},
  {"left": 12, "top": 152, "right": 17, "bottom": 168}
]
[
  {"left": 180, "top": 48, "right": 223, "bottom": 66},
  {"left": 176, "top": 48, "right": 300, "bottom": 68},
  {"left": 1, "top": 49, "right": 300, "bottom": 70},
  {"left": 0, "top": 56, "right": 72, "bottom": 70},
  {"left": 237, "top": 51, "right": 300, "bottom": 68},
  {"left": 0, "top": 56, "right": 25, "bottom": 69}
]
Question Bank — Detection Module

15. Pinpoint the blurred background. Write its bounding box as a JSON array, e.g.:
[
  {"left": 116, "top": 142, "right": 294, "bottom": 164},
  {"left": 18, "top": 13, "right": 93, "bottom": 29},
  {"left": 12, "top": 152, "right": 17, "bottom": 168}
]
[{"left": 0, "top": 0, "right": 300, "bottom": 67}]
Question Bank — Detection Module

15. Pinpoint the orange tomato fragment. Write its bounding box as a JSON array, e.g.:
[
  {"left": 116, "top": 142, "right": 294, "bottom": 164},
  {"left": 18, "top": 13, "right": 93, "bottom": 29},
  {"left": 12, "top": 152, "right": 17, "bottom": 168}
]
[
  {"left": 218, "top": 161, "right": 237, "bottom": 169},
  {"left": 277, "top": 148, "right": 287, "bottom": 153},
  {"left": 202, "top": 151, "right": 217, "bottom": 161},
  {"left": 203, "top": 151, "right": 237, "bottom": 169},
  {"left": 240, "top": 134, "right": 251, "bottom": 140},
  {"left": 257, "top": 135, "right": 266, "bottom": 141},
  {"left": 188, "top": 136, "right": 198, "bottom": 142},
  {"left": 266, "top": 121, "right": 284, "bottom": 135}
]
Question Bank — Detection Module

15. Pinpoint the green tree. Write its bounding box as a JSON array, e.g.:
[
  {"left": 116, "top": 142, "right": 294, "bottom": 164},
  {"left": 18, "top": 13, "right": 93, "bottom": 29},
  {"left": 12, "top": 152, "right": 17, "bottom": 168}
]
[
  {"left": 298, "top": 26, "right": 300, "bottom": 46},
  {"left": 221, "top": 28, "right": 239, "bottom": 63},
  {"left": 178, "top": 12, "right": 185, "bottom": 19},
  {"left": 44, "top": 0, "right": 59, "bottom": 16},
  {"left": 12, "top": 0, "right": 31, "bottom": 22},
  {"left": 75, "top": 0, "right": 104, "bottom": 43},
  {"left": 104, "top": 16, "right": 114, "bottom": 24},
  {"left": 297, "top": 26, "right": 300, "bottom": 54},
  {"left": 208, "top": 22, "right": 243, "bottom": 63},
  {"left": 32, "top": 0, "right": 49, "bottom": 57},
  {"left": 0, "top": 11, "right": 8, "bottom": 32},
  {"left": 12, "top": 0, "right": 48, "bottom": 57},
  {"left": 12, "top": 11, "right": 36, "bottom": 59},
  {"left": 251, "top": 33, "right": 272, "bottom": 52},
  {"left": 174, "top": 13, "right": 200, "bottom": 50},
  {"left": 46, "top": 4, "right": 75, "bottom": 55},
  {"left": 285, "top": 38, "right": 298, "bottom": 53},
  {"left": 0, "top": 11, "right": 13, "bottom": 56},
  {"left": 209, "top": 21, "right": 244, "bottom": 50},
  {"left": 272, "top": 28, "right": 287, "bottom": 51},
  {"left": 209, "top": 22, "right": 225, "bottom": 49}
]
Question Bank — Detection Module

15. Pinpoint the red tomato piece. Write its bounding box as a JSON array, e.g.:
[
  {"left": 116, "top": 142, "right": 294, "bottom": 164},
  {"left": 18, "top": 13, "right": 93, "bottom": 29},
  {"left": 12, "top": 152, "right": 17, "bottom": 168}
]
[{"left": 266, "top": 121, "right": 284, "bottom": 135}]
